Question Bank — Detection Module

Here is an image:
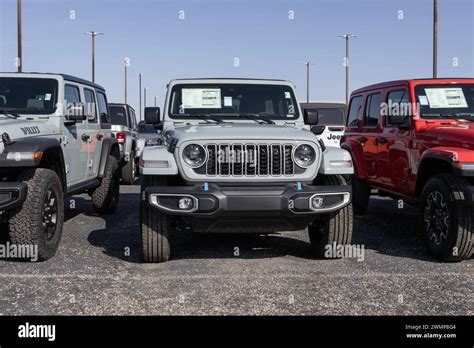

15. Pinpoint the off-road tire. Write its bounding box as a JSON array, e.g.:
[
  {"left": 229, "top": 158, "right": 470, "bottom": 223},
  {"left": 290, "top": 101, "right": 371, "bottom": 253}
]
[
  {"left": 308, "top": 175, "right": 354, "bottom": 259},
  {"left": 420, "top": 174, "right": 473, "bottom": 262},
  {"left": 92, "top": 155, "right": 120, "bottom": 214},
  {"left": 8, "top": 168, "right": 64, "bottom": 261},
  {"left": 351, "top": 175, "right": 370, "bottom": 215},
  {"left": 140, "top": 175, "right": 171, "bottom": 263},
  {"left": 121, "top": 150, "right": 136, "bottom": 185}
]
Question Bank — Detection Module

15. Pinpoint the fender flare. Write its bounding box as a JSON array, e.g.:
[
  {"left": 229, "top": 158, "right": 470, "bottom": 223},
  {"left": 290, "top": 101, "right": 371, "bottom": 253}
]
[
  {"left": 1, "top": 137, "right": 62, "bottom": 167},
  {"left": 98, "top": 137, "right": 119, "bottom": 178},
  {"left": 341, "top": 140, "right": 367, "bottom": 179}
]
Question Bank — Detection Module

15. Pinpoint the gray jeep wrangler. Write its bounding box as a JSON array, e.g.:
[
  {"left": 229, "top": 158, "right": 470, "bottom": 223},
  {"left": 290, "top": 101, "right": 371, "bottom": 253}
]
[
  {"left": 0, "top": 73, "right": 120, "bottom": 261},
  {"left": 139, "top": 78, "right": 354, "bottom": 263}
]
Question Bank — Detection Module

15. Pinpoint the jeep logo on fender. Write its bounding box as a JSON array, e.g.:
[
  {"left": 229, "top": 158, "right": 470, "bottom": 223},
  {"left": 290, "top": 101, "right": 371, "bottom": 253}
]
[
  {"left": 20, "top": 126, "right": 40, "bottom": 135},
  {"left": 327, "top": 134, "right": 341, "bottom": 140}
]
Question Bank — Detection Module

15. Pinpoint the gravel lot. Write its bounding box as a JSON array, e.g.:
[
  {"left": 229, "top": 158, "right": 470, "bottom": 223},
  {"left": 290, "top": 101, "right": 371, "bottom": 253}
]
[{"left": 0, "top": 183, "right": 472, "bottom": 315}]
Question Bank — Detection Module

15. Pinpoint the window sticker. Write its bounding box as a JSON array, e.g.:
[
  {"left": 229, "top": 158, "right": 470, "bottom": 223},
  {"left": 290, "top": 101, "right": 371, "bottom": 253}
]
[
  {"left": 224, "top": 96, "right": 232, "bottom": 107},
  {"left": 284, "top": 91, "right": 291, "bottom": 99},
  {"left": 425, "top": 88, "right": 468, "bottom": 108},
  {"left": 418, "top": 95, "right": 428, "bottom": 105},
  {"left": 182, "top": 88, "right": 221, "bottom": 109},
  {"left": 45, "top": 94, "right": 52, "bottom": 101}
]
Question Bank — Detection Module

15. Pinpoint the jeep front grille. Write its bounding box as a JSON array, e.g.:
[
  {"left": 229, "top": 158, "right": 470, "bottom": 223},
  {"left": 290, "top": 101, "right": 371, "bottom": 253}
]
[{"left": 204, "top": 143, "right": 295, "bottom": 177}]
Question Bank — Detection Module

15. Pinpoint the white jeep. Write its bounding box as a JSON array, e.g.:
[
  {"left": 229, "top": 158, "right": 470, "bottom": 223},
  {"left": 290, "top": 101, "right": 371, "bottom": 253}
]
[{"left": 139, "top": 78, "right": 354, "bottom": 263}]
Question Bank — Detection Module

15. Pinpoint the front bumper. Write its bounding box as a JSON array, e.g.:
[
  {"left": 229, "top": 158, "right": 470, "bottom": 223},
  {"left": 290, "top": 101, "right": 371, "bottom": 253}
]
[
  {"left": 0, "top": 182, "right": 27, "bottom": 211},
  {"left": 144, "top": 183, "right": 351, "bottom": 217}
]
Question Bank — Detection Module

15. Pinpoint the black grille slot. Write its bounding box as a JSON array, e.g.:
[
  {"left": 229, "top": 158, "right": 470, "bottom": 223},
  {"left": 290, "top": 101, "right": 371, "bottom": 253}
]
[
  {"left": 233, "top": 145, "right": 243, "bottom": 176},
  {"left": 259, "top": 145, "right": 269, "bottom": 175},
  {"left": 219, "top": 145, "right": 230, "bottom": 175},
  {"left": 271, "top": 145, "right": 282, "bottom": 175},
  {"left": 206, "top": 145, "right": 217, "bottom": 175},
  {"left": 284, "top": 145, "right": 294, "bottom": 175},
  {"left": 245, "top": 145, "right": 256, "bottom": 175}
]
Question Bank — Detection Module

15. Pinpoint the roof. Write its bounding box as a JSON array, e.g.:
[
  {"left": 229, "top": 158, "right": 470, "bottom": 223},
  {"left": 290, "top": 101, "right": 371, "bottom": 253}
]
[
  {"left": 0, "top": 72, "right": 105, "bottom": 90},
  {"left": 171, "top": 77, "right": 289, "bottom": 82},
  {"left": 300, "top": 102, "right": 346, "bottom": 108},
  {"left": 352, "top": 77, "right": 474, "bottom": 95}
]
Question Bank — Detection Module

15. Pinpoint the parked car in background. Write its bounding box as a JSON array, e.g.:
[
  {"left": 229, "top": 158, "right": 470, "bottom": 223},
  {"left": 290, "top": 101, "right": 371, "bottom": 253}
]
[
  {"left": 139, "top": 78, "right": 354, "bottom": 263},
  {"left": 136, "top": 121, "right": 161, "bottom": 159},
  {"left": 300, "top": 102, "right": 346, "bottom": 147},
  {"left": 343, "top": 78, "right": 474, "bottom": 262},
  {"left": 109, "top": 103, "right": 138, "bottom": 184},
  {"left": 0, "top": 72, "right": 120, "bottom": 261}
]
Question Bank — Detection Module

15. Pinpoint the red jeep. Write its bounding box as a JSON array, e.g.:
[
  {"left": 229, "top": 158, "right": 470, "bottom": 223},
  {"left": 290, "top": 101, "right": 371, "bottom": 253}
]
[{"left": 343, "top": 78, "right": 474, "bottom": 262}]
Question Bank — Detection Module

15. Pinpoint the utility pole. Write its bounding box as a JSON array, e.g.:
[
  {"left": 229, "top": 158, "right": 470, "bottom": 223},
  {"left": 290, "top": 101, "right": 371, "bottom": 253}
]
[
  {"left": 82, "top": 31, "right": 104, "bottom": 82},
  {"left": 338, "top": 34, "right": 357, "bottom": 106},
  {"left": 433, "top": 0, "right": 438, "bottom": 78},
  {"left": 122, "top": 58, "right": 130, "bottom": 104},
  {"left": 17, "top": 0, "right": 22, "bottom": 72},
  {"left": 302, "top": 61, "right": 315, "bottom": 103},
  {"left": 139, "top": 73, "right": 142, "bottom": 121}
]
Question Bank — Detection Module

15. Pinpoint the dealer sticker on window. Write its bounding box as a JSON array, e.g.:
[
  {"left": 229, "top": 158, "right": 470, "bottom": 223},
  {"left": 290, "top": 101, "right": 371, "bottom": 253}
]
[
  {"left": 182, "top": 88, "right": 221, "bottom": 109},
  {"left": 425, "top": 88, "right": 468, "bottom": 108}
]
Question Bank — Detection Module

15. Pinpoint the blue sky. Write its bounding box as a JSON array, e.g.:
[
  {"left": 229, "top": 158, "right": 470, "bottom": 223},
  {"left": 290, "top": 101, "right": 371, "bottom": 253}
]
[{"left": 1, "top": 0, "right": 473, "bottom": 117}]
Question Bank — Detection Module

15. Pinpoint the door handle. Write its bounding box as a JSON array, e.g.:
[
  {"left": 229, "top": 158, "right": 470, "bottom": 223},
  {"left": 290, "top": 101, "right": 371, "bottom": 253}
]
[
  {"left": 376, "top": 137, "right": 388, "bottom": 144},
  {"left": 81, "top": 134, "right": 90, "bottom": 142},
  {"left": 358, "top": 136, "right": 368, "bottom": 143}
]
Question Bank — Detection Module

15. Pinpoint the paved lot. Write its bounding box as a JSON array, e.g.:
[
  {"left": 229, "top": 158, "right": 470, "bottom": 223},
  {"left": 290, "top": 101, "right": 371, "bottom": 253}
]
[{"left": 0, "top": 183, "right": 472, "bottom": 315}]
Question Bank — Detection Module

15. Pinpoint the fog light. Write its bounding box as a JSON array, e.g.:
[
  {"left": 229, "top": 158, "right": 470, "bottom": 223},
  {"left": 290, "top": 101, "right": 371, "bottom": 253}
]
[
  {"left": 178, "top": 197, "right": 193, "bottom": 210},
  {"left": 311, "top": 196, "right": 324, "bottom": 209}
]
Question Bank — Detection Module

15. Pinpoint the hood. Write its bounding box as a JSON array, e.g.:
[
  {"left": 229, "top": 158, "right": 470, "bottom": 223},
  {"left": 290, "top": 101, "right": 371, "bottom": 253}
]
[
  {"left": 423, "top": 122, "right": 474, "bottom": 150},
  {"left": 0, "top": 117, "right": 55, "bottom": 144},
  {"left": 165, "top": 123, "right": 317, "bottom": 145}
]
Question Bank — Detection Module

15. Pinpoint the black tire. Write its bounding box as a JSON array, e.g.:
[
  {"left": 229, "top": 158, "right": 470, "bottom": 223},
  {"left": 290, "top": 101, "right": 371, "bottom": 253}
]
[
  {"left": 92, "top": 155, "right": 120, "bottom": 214},
  {"left": 308, "top": 175, "right": 354, "bottom": 259},
  {"left": 140, "top": 175, "right": 171, "bottom": 263},
  {"left": 420, "top": 174, "right": 473, "bottom": 262},
  {"left": 351, "top": 175, "right": 370, "bottom": 215},
  {"left": 8, "top": 168, "right": 64, "bottom": 261},
  {"left": 121, "top": 150, "right": 136, "bottom": 185}
]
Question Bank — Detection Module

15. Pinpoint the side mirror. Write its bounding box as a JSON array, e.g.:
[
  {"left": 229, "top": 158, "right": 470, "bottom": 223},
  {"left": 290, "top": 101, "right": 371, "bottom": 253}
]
[
  {"left": 145, "top": 107, "right": 161, "bottom": 125},
  {"left": 303, "top": 109, "right": 319, "bottom": 125}
]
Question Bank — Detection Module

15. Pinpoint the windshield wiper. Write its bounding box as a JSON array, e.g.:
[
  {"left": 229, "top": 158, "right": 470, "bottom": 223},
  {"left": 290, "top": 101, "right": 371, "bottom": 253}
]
[
  {"left": 0, "top": 108, "right": 20, "bottom": 119},
  {"left": 238, "top": 113, "right": 275, "bottom": 125},
  {"left": 423, "top": 113, "right": 474, "bottom": 122},
  {"left": 184, "top": 113, "right": 224, "bottom": 124}
]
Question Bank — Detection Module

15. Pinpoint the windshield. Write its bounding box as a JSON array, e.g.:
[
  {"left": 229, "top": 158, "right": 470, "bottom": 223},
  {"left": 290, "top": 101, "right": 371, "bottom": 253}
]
[
  {"left": 415, "top": 83, "right": 474, "bottom": 119},
  {"left": 303, "top": 107, "right": 345, "bottom": 125},
  {"left": 138, "top": 123, "right": 157, "bottom": 134},
  {"left": 0, "top": 77, "right": 58, "bottom": 115},
  {"left": 168, "top": 83, "right": 300, "bottom": 120},
  {"left": 110, "top": 106, "right": 128, "bottom": 126}
]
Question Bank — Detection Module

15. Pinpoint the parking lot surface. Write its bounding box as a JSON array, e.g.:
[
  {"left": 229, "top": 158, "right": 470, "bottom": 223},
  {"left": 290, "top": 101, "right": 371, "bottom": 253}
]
[{"left": 0, "top": 184, "right": 472, "bottom": 315}]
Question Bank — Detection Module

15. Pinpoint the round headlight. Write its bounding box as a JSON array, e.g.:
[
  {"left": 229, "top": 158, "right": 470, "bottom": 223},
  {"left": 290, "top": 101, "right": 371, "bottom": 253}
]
[
  {"left": 294, "top": 144, "right": 316, "bottom": 168},
  {"left": 182, "top": 144, "right": 207, "bottom": 168}
]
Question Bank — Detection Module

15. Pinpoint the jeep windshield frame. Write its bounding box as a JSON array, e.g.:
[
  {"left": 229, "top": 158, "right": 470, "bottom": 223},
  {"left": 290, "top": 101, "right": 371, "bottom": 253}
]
[
  {"left": 167, "top": 83, "right": 300, "bottom": 121},
  {"left": 415, "top": 83, "right": 474, "bottom": 121},
  {"left": 0, "top": 77, "right": 58, "bottom": 115}
]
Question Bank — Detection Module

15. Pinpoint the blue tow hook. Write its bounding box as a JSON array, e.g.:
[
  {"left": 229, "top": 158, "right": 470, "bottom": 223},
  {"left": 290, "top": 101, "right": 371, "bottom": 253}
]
[
  {"left": 296, "top": 182, "right": 302, "bottom": 191},
  {"left": 202, "top": 182, "right": 209, "bottom": 191}
]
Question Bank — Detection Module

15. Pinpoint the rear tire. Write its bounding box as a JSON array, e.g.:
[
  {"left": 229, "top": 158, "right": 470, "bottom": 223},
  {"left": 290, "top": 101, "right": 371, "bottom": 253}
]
[
  {"left": 351, "top": 175, "right": 370, "bottom": 215},
  {"left": 8, "top": 168, "right": 64, "bottom": 261},
  {"left": 140, "top": 175, "right": 171, "bottom": 263},
  {"left": 121, "top": 150, "right": 136, "bottom": 185},
  {"left": 92, "top": 155, "right": 120, "bottom": 214},
  {"left": 308, "top": 175, "right": 354, "bottom": 259},
  {"left": 420, "top": 174, "right": 473, "bottom": 262}
]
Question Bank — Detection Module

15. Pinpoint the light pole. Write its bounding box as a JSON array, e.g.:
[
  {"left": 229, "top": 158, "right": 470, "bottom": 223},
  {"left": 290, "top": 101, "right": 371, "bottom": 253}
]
[
  {"left": 154, "top": 96, "right": 157, "bottom": 107},
  {"left": 302, "top": 61, "right": 315, "bottom": 103},
  {"left": 144, "top": 88, "right": 147, "bottom": 108},
  {"left": 17, "top": 0, "right": 22, "bottom": 72},
  {"left": 433, "top": 0, "right": 438, "bottom": 78},
  {"left": 82, "top": 31, "right": 104, "bottom": 82},
  {"left": 338, "top": 34, "right": 357, "bottom": 106},
  {"left": 122, "top": 58, "right": 130, "bottom": 104},
  {"left": 139, "top": 73, "right": 142, "bottom": 121}
]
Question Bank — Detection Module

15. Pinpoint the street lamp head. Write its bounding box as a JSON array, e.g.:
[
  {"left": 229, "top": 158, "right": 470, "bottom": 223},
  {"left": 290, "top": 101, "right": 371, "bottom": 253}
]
[
  {"left": 83, "top": 31, "right": 104, "bottom": 36},
  {"left": 338, "top": 34, "right": 357, "bottom": 39}
]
